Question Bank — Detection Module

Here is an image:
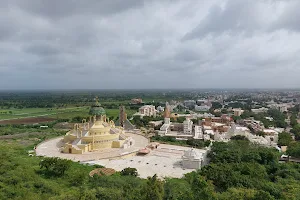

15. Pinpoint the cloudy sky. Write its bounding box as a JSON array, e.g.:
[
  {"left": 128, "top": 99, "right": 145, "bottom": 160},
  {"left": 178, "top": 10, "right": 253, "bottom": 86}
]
[{"left": 1, "top": 0, "right": 300, "bottom": 89}]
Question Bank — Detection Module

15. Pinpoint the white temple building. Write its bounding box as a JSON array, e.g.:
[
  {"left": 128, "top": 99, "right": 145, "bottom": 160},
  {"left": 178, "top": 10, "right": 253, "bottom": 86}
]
[{"left": 182, "top": 149, "right": 203, "bottom": 169}]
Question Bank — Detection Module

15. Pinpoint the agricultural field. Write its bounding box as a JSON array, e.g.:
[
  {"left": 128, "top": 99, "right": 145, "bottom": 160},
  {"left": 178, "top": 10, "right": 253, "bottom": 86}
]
[
  {"left": 0, "top": 107, "right": 89, "bottom": 120},
  {"left": 0, "top": 106, "right": 137, "bottom": 124}
]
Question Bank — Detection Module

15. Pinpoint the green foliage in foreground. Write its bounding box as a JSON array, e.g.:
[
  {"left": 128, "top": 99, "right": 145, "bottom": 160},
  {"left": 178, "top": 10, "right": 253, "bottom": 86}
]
[
  {"left": 278, "top": 132, "right": 293, "bottom": 146},
  {"left": 1, "top": 139, "right": 300, "bottom": 199},
  {"left": 120, "top": 167, "right": 139, "bottom": 177},
  {"left": 39, "top": 157, "right": 72, "bottom": 176},
  {"left": 287, "top": 142, "right": 300, "bottom": 158},
  {"left": 151, "top": 135, "right": 211, "bottom": 148},
  {"left": 130, "top": 116, "right": 164, "bottom": 128}
]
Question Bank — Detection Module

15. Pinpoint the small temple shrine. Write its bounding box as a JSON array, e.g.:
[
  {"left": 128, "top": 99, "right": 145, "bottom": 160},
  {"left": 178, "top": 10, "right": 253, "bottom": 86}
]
[
  {"left": 62, "top": 97, "right": 134, "bottom": 154},
  {"left": 182, "top": 149, "right": 203, "bottom": 169}
]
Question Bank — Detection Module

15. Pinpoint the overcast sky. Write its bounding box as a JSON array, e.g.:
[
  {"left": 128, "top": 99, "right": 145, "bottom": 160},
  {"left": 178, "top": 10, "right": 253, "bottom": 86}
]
[{"left": 1, "top": 0, "right": 300, "bottom": 90}]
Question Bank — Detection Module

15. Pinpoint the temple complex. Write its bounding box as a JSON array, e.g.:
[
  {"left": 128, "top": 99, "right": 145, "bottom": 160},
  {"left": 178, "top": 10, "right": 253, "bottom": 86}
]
[{"left": 62, "top": 97, "right": 134, "bottom": 154}]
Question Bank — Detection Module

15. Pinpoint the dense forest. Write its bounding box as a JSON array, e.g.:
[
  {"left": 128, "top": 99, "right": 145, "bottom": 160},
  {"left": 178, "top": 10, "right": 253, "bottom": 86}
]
[{"left": 1, "top": 138, "right": 300, "bottom": 199}]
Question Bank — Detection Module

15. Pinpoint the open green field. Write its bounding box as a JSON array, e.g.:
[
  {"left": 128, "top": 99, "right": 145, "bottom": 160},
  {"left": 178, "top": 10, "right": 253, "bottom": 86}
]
[
  {"left": 106, "top": 109, "right": 136, "bottom": 118},
  {"left": 54, "top": 108, "right": 137, "bottom": 120},
  {"left": 0, "top": 107, "right": 89, "bottom": 120},
  {"left": 0, "top": 107, "right": 137, "bottom": 121}
]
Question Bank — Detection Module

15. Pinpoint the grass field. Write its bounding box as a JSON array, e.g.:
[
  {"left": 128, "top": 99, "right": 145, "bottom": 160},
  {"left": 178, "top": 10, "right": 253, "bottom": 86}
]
[
  {"left": 0, "top": 107, "right": 89, "bottom": 120},
  {"left": 105, "top": 109, "right": 136, "bottom": 118},
  {"left": 0, "top": 107, "right": 137, "bottom": 121}
]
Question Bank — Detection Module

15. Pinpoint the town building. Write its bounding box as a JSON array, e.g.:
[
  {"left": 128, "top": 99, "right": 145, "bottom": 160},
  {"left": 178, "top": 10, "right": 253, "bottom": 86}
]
[
  {"left": 138, "top": 105, "right": 156, "bottom": 117},
  {"left": 232, "top": 108, "right": 244, "bottom": 116},
  {"left": 194, "top": 125, "right": 203, "bottom": 139},
  {"left": 131, "top": 98, "right": 143, "bottom": 104},
  {"left": 156, "top": 106, "right": 164, "bottom": 113},
  {"left": 203, "top": 115, "right": 232, "bottom": 125},
  {"left": 251, "top": 107, "right": 269, "bottom": 114},
  {"left": 268, "top": 104, "right": 290, "bottom": 113},
  {"left": 184, "top": 100, "right": 196, "bottom": 109},
  {"left": 183, "top": 118, "right": 193, "bottom": 135},
  {"left": 195, "top": 105, "right": 211, "bottom": 112}
]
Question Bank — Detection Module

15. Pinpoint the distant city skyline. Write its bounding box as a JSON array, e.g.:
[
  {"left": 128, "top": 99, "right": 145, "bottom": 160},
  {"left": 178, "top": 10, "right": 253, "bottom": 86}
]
[{"left": 1, "top": 0, "right": 300, "bottom": 89}]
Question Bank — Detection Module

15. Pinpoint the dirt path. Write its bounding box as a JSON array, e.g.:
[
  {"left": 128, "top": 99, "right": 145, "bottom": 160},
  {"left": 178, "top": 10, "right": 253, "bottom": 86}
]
[{"left": 0, "top": 117, "right": 55, "bottom": 125}]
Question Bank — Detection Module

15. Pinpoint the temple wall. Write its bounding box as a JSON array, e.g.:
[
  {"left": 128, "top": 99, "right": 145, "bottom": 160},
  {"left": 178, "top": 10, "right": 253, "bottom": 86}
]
[
  {"left": 92, "top": 141, "right": 114, "bottom": 149},
  {"left": 112, "top": 140, "right": 125, "bottom": 148},
  {"left": 82, "top": 133, "right": 120, "bottom": 144},
  {"left": 77, "top": 144, "right": 89, "bottom": 152},
  {"left": 63, "top": 134, "right": 77, "bottom": 143},
  {"left": 182, "top": 160, "right": 201, "bottom": 169},
  {"left": 62, "top": 144, "right": 83, "bottom": 154},
  {"left": 89, "top": 126, "right": 111, "bottom": 135}
]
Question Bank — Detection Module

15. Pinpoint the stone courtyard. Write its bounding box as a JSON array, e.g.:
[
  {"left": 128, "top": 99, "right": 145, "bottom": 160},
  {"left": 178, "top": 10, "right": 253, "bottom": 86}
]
[
  {"left": 84, "top": 144, "right": 208, "bottom": 178},
  {"left": 36, "top": 134, "right": 207, "bottom": 178}
]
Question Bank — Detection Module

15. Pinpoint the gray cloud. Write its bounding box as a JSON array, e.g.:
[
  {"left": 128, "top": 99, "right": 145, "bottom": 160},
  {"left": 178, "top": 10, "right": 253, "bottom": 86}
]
[
  {"left": 0, "top": 0, "right": 300, "bottom": 89},
  {"left": 15, "top": 0, "right": 144, "bottom": 20}
]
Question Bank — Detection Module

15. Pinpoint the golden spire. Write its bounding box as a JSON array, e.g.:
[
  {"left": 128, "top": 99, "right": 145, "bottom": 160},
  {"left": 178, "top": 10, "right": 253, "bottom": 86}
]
[{"left": 93, "top": 96, "right": 101, "bottom": 107}]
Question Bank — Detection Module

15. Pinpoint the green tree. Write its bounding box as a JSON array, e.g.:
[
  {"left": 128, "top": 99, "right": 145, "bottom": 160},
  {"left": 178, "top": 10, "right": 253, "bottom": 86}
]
[
  {"left": 39, "top": 157, "right": 72, "bottom": 176},
  {"left": 278, "top": 132, "right": 293, "bottom": 146},
  {"left": 230, "top": 135, "right": 249, "bottom": 141},
  {"left": 141, "top": 174, "right": 164, "bottom": 200},
  {"left": 290, "top": 114, "right": 298, "bottom": 127},
  {"left": 95, "top": 187, "right": 122, "bottom": 200},
  {"left": 185, "top": 172, "right": 216, "bottom": 200},
  {"left": 164, "top": 178, "right": 193, "bottom": 200},
  {"left": 256, "top": 131, "right": 265, "bottom": 137},
  {"left": 218, "top": 188, "right": 256, "bottom": 200},
  {"left": 287, "top": 142, "right": 300, "bottom": 158},
  {"left": 120, "top": 167, "right": 138, "bottom": 177}
]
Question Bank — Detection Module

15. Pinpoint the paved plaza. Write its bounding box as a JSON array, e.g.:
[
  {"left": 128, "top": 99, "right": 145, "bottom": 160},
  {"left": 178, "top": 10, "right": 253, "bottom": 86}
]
[
  {"left": 36, "top": 134, "right": 206, "bottom": 178},
  {"left": 84, "top": 144, "right": 207, "bottom": 178},
  {"left": 36, "top": 133, "right": 149, "bottom": 161}
]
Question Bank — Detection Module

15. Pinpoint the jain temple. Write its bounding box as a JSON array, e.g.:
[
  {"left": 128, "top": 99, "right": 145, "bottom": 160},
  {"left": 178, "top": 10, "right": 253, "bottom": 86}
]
[{"left": 62, "top": 98, "right": 134, "bottom": 154}]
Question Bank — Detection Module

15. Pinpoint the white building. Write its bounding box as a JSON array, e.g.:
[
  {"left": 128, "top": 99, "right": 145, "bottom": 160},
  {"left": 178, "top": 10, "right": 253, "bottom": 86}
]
[
  {"left": 195, "top": 105, "right": 211, "bottom": 112},
  {"left": 268, "top": 103, "right": 291, "bottom": 113},
  {"left": 251, "top": 107, "right": 269, "bottom": 114},
  {"left": 156, "top": 106, "right": 164, "bottom": 113},
  {"left": 194, "top": 125, "right": 203, "bottom": 139},
  {"left": 224, "top": 123, "right": 278, "bottom": 147},
  {"left": 138, "top": 105, "right": 156, "bottom": 117},
  {"left": 263, "top": 129, "right": 279, "bottom": 144},
  {"left": 226, "top": 123, "right": 250, "bottom": 139},
  {"left": 183, "top": 118, "right": 193, "bottom": 135},
  {"left": 232, "top": 108, "right": 244, "bottom": 116},
  {"left": 158, "top": 118, "right": 171, "bottom": 136},
  {"left": 184, "top": 100, "right": 196, "bottom": 109},
  {"left": 182, "top": 149, "right": 203, "bottom": 169}
]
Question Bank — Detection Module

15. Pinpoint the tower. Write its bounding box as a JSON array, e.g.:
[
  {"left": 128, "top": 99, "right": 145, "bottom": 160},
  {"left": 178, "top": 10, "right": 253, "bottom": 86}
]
[
  {"left": 119, "top": 105, "right": 127, "bottom": 128},
  {"left": 116, "top": 105, "right": 135, "bottom": 130},
  {"left": 164, "top": 102, "right": 171, "bottom": 118}
]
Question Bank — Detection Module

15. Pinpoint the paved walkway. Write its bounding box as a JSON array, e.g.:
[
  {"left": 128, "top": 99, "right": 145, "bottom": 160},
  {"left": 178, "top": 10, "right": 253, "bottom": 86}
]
[
  {"left": 85, "top": 144, "right": 207, "bottom": 178},
  {"left": 36, "top": 133, "right": 149, "bottom": 161}
]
